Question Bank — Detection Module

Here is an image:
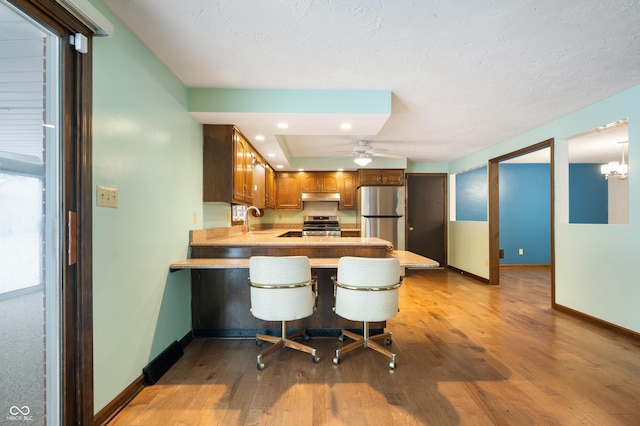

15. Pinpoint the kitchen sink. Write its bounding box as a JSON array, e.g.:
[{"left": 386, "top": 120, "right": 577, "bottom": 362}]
[{"left": 277, "top": 231, "right": 303, "bottom": 237}]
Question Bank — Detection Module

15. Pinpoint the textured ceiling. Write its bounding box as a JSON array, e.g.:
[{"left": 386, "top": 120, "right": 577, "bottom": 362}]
[{"left": 103, "top": 1, "right": 639, "bottom": 168}]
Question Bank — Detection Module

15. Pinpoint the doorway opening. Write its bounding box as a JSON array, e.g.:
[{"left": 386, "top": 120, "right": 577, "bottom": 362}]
[{"left": 488, "top": 139, "right": 555, "bottom": 300}]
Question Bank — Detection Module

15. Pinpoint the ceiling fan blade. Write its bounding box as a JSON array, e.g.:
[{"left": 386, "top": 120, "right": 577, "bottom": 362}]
[{"left": 371, "top": 151, "right": 404, "bottom": 159}]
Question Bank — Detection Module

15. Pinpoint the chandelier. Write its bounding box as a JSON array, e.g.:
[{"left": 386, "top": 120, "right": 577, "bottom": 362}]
[{"left": 601, "top": 141, "right": 628, "bottom": 180}]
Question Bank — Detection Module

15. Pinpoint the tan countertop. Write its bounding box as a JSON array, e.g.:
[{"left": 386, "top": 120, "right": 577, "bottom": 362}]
[
  {"left": 177, "top": 227, "right": 440, "bottom": 271},
  {"left": 190, "top": 228, "right": 390, "bottom": 248},
  {"left": 170, "top": 250, "right": 439, "bottom": 271}
]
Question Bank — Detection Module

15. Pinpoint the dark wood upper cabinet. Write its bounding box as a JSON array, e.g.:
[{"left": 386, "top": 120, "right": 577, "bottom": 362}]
[
  {"left": 287, "top": 171, "right": 355, "bottom": 210},
  {"left": 301, "top": 172, "right": 339, "bottom": 193},
  {"left": 358, "top": 169, "right": 405, "bottom": 186},
  {"left": 252, "top": 162, "right": 266, "bottom": 209},
  {"left": 265, "top": 165, "right": 276, "bottom": 209},
  {"left": 276, "top": 172, "right": 302, "bottom": 209},
  {"left": 203, "top": 124, "right": 259, "bottom": 204},
  {"left": 339, "top": 171, "right": 356, "bottom": 210},
  {"left": 203, "top": 126, "right": 402, "bottom": 211}
]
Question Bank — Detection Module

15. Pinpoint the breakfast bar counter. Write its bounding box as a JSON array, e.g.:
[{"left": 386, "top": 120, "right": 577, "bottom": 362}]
[
  {"left": 190, "top": 228, "right": 388, "bottom": 246},
  {"left": 189, "top": 229, "right": 392, "bottom": 259},
  {"left": 179, "top": 228, "right": 439, "bottom": 337},
  {"left": 170, "top": 250, "right": 439, "bottom": 271}
]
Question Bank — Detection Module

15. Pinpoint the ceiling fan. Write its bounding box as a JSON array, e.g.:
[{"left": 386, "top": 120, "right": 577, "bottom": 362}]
[{"left": 346, "top": 140, "right": 395, "bottom": 166}]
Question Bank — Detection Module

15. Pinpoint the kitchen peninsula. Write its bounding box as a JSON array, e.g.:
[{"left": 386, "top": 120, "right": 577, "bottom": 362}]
[{"left": 173, "top": 228, "right": 438, "bottom": 337}]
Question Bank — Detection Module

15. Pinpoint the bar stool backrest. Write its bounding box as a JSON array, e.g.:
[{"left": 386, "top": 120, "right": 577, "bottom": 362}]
[
  {"left": 335, "top": 256, "right": 401, "bottom": 322},
  {"left": 249, "top": 256, "right": 314, "bottom": 322}
]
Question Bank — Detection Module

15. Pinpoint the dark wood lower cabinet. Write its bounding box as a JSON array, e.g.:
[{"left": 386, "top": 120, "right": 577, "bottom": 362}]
[
  {"left": 191, "top": 268, "right": 383, "bottom": 337},
  {"left": 189, "top": 242, "right": 388, "bottom": 336},
  {"left": 191, "top": 245, "right": 385, "bottom": 259}
]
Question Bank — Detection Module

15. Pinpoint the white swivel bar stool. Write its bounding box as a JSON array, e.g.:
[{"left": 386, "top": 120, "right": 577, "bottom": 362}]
[
  {"left": 249, "top": 256, "right": 320, "bottom": 370},
  {"left": 332, "top": 256, "right": 402, "bottom": 369}
]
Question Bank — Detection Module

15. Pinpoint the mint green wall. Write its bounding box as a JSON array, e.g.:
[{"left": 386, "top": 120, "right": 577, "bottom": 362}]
[
  {"left": 91, "top": 2, "right": 202, "bottom": 413},
  {"left": 443, "top": 85, "right": 639, "bottom": 334},
  {"left": 203, "top": 202, "right": 232, "bottom": 228},
  {"left": 188, "top": 88, "right": 391, "bottom": 114},
  {"left": 405, "top": 161, "right": 449, "bottom": 173},
  {"left": 290, "top": 156, "right": 407, "bottom": 170}
]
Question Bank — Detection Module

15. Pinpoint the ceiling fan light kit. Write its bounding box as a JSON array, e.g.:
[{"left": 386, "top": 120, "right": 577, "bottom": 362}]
[{"left": 354, "top": 153, "right": 372, "bottom": 166}]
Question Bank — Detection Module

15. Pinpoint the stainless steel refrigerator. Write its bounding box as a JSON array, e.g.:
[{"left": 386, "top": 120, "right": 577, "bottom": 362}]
[{"left": 358, "top": 186, "right": 405, "bottom": 250}]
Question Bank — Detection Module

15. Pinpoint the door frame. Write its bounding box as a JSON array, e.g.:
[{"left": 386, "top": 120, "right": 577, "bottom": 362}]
[
  {"left": 488, "top": 139, "right": 554, "bottom": 299},
  {"left": 9, "top": 0, "right": 94, "bottom": 423}
]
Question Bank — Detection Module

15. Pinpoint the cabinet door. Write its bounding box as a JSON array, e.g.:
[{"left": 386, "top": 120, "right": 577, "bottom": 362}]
[
  {"left": 301, "top": 173, "right": 322, "bottom": 192},
  {"left": 339, "top": 172, "right": 356, "bottom": 210},
  {"left": 203, "top": 125, "right": 233, "bottom": 202},
  {"left": 276, "top": 173, "right": 302, "bottom": 209},
  {"left": 252, "top": 162, "right": 266, "bottom": 209},
  {"left": 232, "top": 133, "right": 246, "bottom": 202},
  {"left": 358, "top": 169, "right": 382, "bottom": 185},
  {"left": 321, "top": 172, "right": 339, "bottom": 192},
  {"left": 382, "top": 169, "right": 404, "bottom": 186},
  {"left": 265, "top": 166, "right": 276, "bottom": 209},
  {"left": 358, "top": 169, "right": 405, "bottom": 186},
  {"left": 244, "top": 144, "right": 254, "bottom": 204},
  {"left": 301, "top": 172, "right": 339, "bottom": 192},
  {"left": 233, "top": 133, "right": 256, "bottom": 204}
]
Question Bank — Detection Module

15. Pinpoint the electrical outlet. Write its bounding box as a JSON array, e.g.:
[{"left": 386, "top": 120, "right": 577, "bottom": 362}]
[
  {"left": 518, "top": 248, "right": 524, "bottom": 255},
  {"left": 97, "top": 185, "right": 118, "bottom": 208}
]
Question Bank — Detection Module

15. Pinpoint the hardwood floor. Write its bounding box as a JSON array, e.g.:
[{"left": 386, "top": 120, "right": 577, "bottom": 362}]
[{"left": 109, "top": 267, "right": 640, "bottom": 425}]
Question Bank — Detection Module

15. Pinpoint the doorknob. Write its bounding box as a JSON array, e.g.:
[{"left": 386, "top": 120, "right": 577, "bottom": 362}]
[{"left": 409, "top": 226, "right": 414, "bottom": 231}]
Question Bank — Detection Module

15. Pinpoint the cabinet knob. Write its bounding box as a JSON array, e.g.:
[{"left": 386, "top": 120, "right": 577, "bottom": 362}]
[{"left": 409, "top": 226, "right": 414, "bottom": 231}]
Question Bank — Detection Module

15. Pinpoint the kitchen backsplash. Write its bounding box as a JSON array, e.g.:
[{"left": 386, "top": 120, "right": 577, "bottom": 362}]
[
  {"left": 202, "top": 201, "right": 357, "bottom": 229},
  {"left": 260, "top": 202, "right": 356, "bottom": 225},
  {"left": 303, "top": 201, "right": 338, "bottom": 216}
]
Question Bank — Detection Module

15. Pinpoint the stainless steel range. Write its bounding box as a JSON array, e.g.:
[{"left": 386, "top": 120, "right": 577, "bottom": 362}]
[{"left": 302, "top": 215, "right": 341, "bottom": 237}]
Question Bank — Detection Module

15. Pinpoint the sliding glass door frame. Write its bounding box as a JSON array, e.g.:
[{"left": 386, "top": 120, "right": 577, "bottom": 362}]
[{"left": 8, "top": 0, "right": 94, "bottom": 423}]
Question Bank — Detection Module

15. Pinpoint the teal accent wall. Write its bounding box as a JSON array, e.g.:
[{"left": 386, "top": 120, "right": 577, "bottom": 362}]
[
  {"left": 569, "top": 164, "right": 608, "bottom": 223},
  {"left": 499, "top": 163, "right": 550, "bottom": 265},
  {"left": 455, "top": 164, "right": 551, "bottom": 264},
  {"left": 456, "top": 166, "right": 488, "bottom": 221},
  {"left": 91, "top": 1, "right": 202, "bottom": 413}
]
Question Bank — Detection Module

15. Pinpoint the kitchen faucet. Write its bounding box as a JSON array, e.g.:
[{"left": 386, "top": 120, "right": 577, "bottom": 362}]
[{"left": 243, "top": 206, "right": 261, "bottom": 234}]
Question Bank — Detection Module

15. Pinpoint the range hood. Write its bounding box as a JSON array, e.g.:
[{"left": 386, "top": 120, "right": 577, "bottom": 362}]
[{"left": 301, "top": 192, "right": 341, "bottom": 202}]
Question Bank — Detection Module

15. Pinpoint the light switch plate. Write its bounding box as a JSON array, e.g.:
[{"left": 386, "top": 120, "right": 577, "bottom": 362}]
[{"left": 97, "top": 185, "right": 118, "bottom": 208}]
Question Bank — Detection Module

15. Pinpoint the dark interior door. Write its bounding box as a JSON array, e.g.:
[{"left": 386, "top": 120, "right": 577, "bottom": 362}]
[{"left": 406, "top": 174, "right": 447, "bottom": 266}]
